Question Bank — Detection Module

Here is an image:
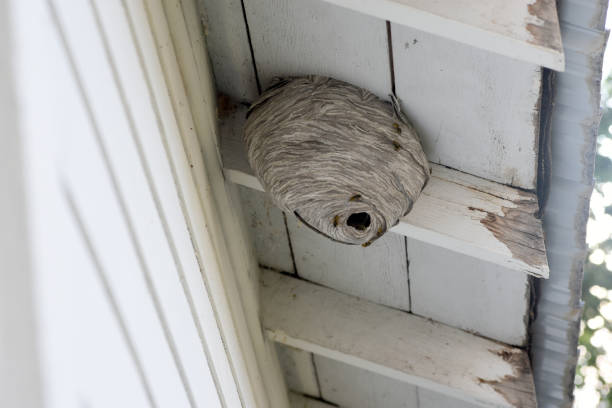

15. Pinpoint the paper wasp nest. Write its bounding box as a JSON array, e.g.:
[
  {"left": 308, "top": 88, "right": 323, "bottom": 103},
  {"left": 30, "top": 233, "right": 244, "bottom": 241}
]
[{"left": 244, "top": 76, "right": 430, "bottom": 246}]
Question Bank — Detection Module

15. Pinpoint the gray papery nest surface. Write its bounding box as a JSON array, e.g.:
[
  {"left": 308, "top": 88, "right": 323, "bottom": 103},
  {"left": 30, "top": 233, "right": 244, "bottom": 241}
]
[{"left": 244, "top": 76, "right": 430, "bottom": 246}]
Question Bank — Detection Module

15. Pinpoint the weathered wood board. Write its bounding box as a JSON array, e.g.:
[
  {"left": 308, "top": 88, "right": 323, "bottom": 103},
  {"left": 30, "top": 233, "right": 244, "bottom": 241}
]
[
  {"left": 237, "top": 186, "right": 295, "bottom": 274},
  {"left": 286, "top": 215, "right": 410, "bottom": 311},
  {"left": 261, "top": 270, "right": 537, "bottom": 407},
  {"left": 275, "top": 344, "right": 321, "bottom": 398},
  {"left": 55, "top": 0, "right": 233, "bottom": 405},
  {"left": 220, "top": 110, "right": 549, "bottom": 278},
  {"left": 396, "top": 165, "right": 548, "bottom": 277},
  {"left": 392, "top": 24, "right": 542, "bottom": 189},
  {"left": 314, "top": 355, "right": 418, "bottom": 408},
  {"left": 242, "top": 0, "right": 391, "bottom": 99},
  {"left": 407, "top": 239, "right": 531, "bottom": 346},
  {"left": 320, "top": 0, "right": 564, "bottom": 70}
]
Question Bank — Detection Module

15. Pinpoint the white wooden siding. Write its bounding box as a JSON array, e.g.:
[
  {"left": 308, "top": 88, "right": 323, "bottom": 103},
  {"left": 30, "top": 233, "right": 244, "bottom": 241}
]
[
  {"left": 6, "top": 0, "right": 289, "bottom": 406},
  {"left": 54, "top": 1, "right": 227, "bottom": 404},
  {"left": 0, "top": 1, "right": 42, "bottom": 406}
]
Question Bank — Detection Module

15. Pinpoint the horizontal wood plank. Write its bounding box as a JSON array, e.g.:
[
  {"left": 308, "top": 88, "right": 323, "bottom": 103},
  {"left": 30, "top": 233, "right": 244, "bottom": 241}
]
[
  {"left": 261, "top": 270, "right": 537, "bottom": 407},
  {"left": 320, "top": 0, "right": 564, "bottom": 71},
  {"left": 220, "top": 107, "right": 549, "bottom": 278}
]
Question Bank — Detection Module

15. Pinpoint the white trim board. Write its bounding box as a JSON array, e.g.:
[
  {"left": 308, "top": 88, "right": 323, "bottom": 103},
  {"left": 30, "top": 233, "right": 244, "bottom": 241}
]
[
  {"left": 220, "top": 107, "right": 549, "bottom": 278},
  {"left": 261, "top": 270, "right": 536, "bottom": 408},
  {"left": 158, "top": 0, "right": 292, "bottom": 405},
  {"left": 320, "top": 0, "right": 564, "bottom": 71}
]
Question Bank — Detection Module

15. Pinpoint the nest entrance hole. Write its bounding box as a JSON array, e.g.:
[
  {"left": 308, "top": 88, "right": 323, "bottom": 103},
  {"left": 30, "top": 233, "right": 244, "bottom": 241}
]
[{"left": 347, "top": 212, "right": 371, "bottom": 231}]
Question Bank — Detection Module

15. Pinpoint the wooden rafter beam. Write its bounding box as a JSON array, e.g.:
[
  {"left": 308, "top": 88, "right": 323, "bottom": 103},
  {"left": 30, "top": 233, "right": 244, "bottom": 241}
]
[
  {"left": 321, "top": 0, "right": 564, "bottom": 71},
  {"left": 261, "top": 270, "right": 537, "bottom": 408},
  {"left": 220, "top": 107, "right": 549, "bottom": 278}
]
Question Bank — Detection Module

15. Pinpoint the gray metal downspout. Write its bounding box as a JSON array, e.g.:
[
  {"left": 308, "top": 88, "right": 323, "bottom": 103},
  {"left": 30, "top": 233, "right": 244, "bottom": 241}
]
[{"left": 531, "top": 1, "right": 608, "bottom": 406}]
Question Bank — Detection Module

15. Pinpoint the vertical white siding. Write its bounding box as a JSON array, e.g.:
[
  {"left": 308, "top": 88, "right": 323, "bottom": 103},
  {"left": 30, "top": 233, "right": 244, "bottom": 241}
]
[
  {"left": 6, "top": 0, "right": 288, "bottom": 406},
  {"left": 0, "top": 1, "right": 42, "bottom": 406}
]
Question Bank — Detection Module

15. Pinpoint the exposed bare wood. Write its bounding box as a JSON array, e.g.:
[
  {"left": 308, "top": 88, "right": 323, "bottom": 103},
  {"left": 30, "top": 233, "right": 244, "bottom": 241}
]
[
  {"left": 319, "top": 0, "right": 564, "bottom": 70},
  {"left": 220, "top": 108, "right": 549, "bottom": 278},
  {"left": 399, "top": 165, "right": 547, "bottom": 276},
  {"left": 261, "top": 270, "right": 537, "bottom": 407}
]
